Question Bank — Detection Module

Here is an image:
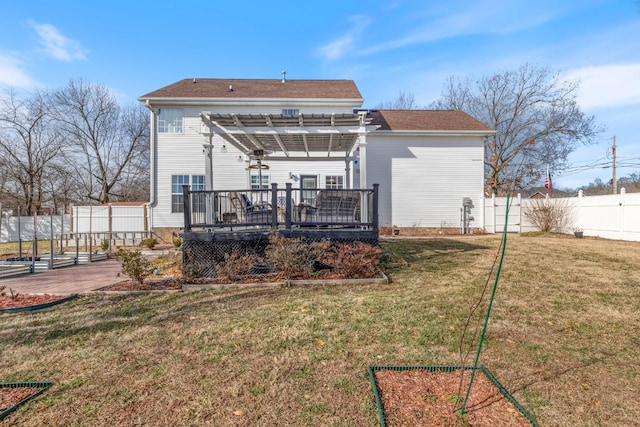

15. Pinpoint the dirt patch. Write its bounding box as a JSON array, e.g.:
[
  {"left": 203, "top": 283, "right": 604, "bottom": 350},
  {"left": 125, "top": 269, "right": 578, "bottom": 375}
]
[
  {"left": 0, "top": 295, "right": 67, "bottom": 310},
  {"left": 373, "top": 369, "right": 533, "bottom": 426}
]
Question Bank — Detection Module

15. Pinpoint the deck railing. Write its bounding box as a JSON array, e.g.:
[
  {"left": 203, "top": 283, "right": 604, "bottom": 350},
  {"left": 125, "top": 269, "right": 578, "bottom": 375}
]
[{"left": 182, "top": 183, "right": 378, "bottom": 233}]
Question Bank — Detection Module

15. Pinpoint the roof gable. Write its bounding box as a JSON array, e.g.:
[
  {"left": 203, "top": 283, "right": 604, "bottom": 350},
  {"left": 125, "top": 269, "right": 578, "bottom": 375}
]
[
  {"left": 139, "top": 79, "right": 363, "bottom": 100},
  {"left": 369, "top": 110, "right": 492, "bottom": 132}
]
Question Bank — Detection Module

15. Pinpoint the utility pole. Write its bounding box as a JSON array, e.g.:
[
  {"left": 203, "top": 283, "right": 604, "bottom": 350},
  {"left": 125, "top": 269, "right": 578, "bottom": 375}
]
[{"left": 611, "top": 135, "right": 617, "bottom": 195}]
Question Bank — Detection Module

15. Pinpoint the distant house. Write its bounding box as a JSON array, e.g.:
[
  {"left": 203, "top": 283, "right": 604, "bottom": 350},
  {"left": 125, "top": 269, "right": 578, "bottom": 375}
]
[
  {"left": 138, "top": 78, "right": 494, "bottom": 238},
  {"left": 523, "top": 188, "right": 575, "bottom": 199}
]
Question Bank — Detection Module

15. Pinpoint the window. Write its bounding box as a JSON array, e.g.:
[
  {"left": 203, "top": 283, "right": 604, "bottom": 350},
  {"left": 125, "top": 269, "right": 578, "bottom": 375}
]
[
  {"left": 191, "top": 175, "right": 206, "bottom": 213},
  {"left": 158, "top": 108, "right": 183, "bottom": 133},
  {"left": 191, "top": 175, "right": 205, "bottom": 191},
  {"left": 281, "top": 108, "right": 299, "bottom": 115},
  {"left": 325, "top": 176, "right": 344, "bottom": 189},
  {"left": 171, "top": 175, "right": 188, "bottom": 213},
  {"left": 171, "top": 175, "right": 205, "bottom": 213},
  {"left": 251, "top": 175, "right": 270, "bottom": 190}
]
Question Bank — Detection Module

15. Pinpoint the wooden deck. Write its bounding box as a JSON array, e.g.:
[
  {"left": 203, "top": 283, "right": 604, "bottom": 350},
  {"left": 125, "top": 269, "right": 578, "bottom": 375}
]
[{"left": 182, "top": 183, "right": 379, "bottom": 239}]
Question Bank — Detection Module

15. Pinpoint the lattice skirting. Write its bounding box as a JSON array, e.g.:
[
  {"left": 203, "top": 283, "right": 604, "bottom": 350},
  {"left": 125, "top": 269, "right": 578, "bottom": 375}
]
[{"left": 181, "top": 229, "right": 379, "bottom": 278}]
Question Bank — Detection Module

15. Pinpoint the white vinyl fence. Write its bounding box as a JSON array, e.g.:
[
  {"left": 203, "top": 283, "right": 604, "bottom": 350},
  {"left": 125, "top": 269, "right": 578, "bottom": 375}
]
[
  {"left": 0, "top": 205, "right": 152, "bottom": 244},
  {"left": 0, "top": 214, "right": 70, "bottom": 243},
  {"left": 483, "top": 188, "right": 640, "bottom": 242}
]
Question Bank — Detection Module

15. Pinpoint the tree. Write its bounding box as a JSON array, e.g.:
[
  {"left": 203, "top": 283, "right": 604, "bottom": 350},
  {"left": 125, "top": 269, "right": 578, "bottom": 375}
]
[
  {"left": 0, "top": 89, "right": 64, "bottom": 213},
  {"left": 50, "top": 79, "right": 149, "bottom": 204},
  {"left": 374, "top": 90, "right": 421, "bottom": 110},
  {"left": 432, "top": 64, "right": 604, "bottom": 195}
]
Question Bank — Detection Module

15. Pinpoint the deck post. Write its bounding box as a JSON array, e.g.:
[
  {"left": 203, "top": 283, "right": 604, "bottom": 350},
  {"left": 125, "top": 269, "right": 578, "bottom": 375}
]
[
  {"left": 271, "top": 183, "right": 279, "bottom": 227},
  {"left": 372, "top": 183, "right": 379, "bottom": 234},
  {"left": 285, "top": 183, "right": 292, "bottom": 230},
  {"left": 182, "top": 185, "right": 191, "bottom": 232}
]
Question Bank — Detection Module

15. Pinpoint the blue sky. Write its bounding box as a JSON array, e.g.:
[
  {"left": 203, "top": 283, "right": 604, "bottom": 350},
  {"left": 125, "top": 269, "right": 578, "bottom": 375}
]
[{"left": 1, "top": 0, "right": 639, "bottom": 190}]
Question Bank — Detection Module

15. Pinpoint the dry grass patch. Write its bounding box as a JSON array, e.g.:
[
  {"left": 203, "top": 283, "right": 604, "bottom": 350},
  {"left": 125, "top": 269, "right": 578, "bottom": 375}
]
[{"left": 0, "top": 235, "right": 639, "bottom": 425}]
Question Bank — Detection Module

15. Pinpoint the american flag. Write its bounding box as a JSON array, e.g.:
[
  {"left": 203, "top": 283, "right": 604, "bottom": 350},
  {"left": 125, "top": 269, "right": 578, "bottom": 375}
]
[{"left": 544, "top": 168, "right": 552, "bottom": 194}]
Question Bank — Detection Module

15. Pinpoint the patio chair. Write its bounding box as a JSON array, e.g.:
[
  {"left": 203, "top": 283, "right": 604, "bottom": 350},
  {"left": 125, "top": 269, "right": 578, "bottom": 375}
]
[
  {"left": 301, "top": 190, "right": 360, "bottom": 224},
  {"left": 227, "top": 192, "right": 272, "bottom": 224}
]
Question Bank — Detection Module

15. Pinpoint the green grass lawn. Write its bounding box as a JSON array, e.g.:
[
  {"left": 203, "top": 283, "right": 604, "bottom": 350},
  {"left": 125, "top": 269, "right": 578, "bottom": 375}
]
[{"left": 1, "top": 234, "right": 639, "bottom": 426}]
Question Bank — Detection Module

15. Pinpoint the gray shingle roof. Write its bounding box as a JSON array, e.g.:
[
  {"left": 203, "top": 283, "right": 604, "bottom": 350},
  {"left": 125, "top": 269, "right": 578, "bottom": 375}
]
[
  {"left": 369, "top": 110, "right": 492, "bottom": 132},
  {"left": 139, "top": 78, "right": 363, "bottom": 100}
]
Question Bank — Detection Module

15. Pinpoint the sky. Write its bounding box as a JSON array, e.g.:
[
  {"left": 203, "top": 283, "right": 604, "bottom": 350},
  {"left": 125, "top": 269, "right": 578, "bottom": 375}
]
[{"left": 0, "top": 0, "right": 639, "bottom": 190}]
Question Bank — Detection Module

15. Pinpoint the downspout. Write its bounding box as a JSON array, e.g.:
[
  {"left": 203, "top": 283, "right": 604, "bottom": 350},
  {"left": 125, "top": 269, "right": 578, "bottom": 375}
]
[
  {"left": 143, "top": 101, "right": 157, "bottom": 234},
  {"left": 143, "top": 101, "right": 158, "bottom": 208}
]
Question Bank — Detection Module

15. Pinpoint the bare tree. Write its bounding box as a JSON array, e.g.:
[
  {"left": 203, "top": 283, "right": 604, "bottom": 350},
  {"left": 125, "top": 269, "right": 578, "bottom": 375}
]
[
  {"left": 375, "top": 90, "right": 421, "bottom": 110},
  {"left": 50, "top": 79, "right": 149, "bottom": 204},
  {"left": 432, "top": 64, "right": 604, "bottom": 195},
  {"left": 0, "top": 89, "right": 64, "bottom": 213}
]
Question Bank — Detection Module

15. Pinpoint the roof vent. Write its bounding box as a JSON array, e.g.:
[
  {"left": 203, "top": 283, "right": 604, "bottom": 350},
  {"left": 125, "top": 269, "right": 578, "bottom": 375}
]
[
  {"left": 281, "top": 70, "right": 286, "bottom": 83},
  {"left": 193, "top": 78, "right": 196, "bottom": 83},
  {"left": 228, "top": 84, "right": 234, "bottom": 92}
]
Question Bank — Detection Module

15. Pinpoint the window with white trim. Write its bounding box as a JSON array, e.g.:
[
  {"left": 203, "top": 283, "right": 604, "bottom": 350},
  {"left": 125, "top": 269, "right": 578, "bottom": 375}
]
[
  {"left": 251, "top": 175, "right": 270, "bottom": 190},
  {"left": 171, "top": 175, "right": 205, "bottom": 213},
  {"left": 325, "top": 175, "right": 344, "bottom": 189},
  {"left": 281, "top": 108, "right": 299, "bottom": 115},
  {"left": 158, "top": 108, "right": 183, "bottom": 133},
  {"left": 191, "top": 175, "right": 206, "bottom": 213}
]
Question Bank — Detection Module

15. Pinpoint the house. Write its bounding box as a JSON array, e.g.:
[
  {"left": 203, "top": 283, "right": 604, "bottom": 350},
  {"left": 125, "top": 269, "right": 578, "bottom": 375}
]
[{"left": 138, "top": 77, "right": 494, "bottom": 240}]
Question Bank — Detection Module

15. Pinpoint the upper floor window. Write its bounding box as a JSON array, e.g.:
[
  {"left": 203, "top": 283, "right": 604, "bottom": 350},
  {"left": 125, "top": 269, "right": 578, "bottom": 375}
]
[
  {"left": 281, "top": 108, "right": 299, "bottom": 115},
  {"left": 158, "top": 108, "right": 183, "bottom": 133},
  {"left": 325, "top": 176, "right": 344, "bottom": 189}
]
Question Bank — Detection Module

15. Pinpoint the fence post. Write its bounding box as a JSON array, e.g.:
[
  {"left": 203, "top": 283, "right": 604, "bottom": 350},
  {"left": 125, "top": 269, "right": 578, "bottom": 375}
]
[
  {"left": 182, "top": 185, "right": 191, "bottom": 232},
  {"left": 108, "top": 205, "right": 113, "bottom": 255},
  {"left": 491, "top": 194, "right": 496, "bottom": 234},
  {"left": 517, "top": 193, "right": 522, "bottom": 234},
  {"left": 577, "top": 190, "right": 584, "bottom": 232},
  {"left": 49, "top": 214, "right": 54, "bottom": 269},
  {"left": 620, "top": 188, "right": 626, "bottom": 240}
]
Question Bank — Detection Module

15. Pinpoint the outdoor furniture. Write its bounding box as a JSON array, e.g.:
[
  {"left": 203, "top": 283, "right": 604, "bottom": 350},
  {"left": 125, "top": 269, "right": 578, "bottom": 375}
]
[
  {"left": 300, "top": 190, "right": 360, "bottom": 224},
  {"left": 227, "top": 192, "right": 272, "bottom": 224}
]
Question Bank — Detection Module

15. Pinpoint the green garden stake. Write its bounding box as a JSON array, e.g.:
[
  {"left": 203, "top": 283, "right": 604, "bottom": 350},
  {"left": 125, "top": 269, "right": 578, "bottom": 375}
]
[{"left": 460, "top": 194, "right": 510, "bottom": 414}]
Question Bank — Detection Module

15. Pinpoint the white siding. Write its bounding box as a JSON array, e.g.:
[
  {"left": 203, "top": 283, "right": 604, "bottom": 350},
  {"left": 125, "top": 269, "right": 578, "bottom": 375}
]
[
  {"left": 366, "top": 134, "right": 484, "bottom": 228},
  {"left": 152, "top": 105, "right": 359, "bottom": 227}
]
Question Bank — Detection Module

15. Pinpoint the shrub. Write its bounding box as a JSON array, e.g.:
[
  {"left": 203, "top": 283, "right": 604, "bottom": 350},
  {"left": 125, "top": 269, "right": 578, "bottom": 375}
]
[
  {"left": 173, "top": 237, "right": 182, "bottom": 250},
  {"left": 326, "top": 242, "right": 383, "bottom": 278},
  {"left": 524, "top": 198, "right": 572, "bottom": 233},
  {"left": 101, "top": 239, "right": 110, "bottom": 252},
  {"left": 265, "top": 235, "right": 331, "bottom": 279},
  {"left": 214, "top": 250, "right": 263, "bottom": 282},
  {"left": 141, "top": 238, "right": 157, "bottom": 249},
  {"left": 112, "top": 249, "right": 153, "bottom": 284}
]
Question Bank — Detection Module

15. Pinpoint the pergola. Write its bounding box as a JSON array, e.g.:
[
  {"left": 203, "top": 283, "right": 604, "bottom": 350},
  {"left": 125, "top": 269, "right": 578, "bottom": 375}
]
[{"left": 199, "top": 111, "right": 375, "bottom": 189}]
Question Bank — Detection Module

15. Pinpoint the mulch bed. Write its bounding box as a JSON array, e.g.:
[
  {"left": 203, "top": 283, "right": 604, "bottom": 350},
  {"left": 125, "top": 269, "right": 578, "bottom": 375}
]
[
  {"left": 373, "top": 369, "right": 533, "bottom": 426},
  {"left": 97, "top": 270, "right": 369, "bottom": 291},
  {"left": 0, "top": 387, "right": 41, "bottom": 412},
  {"left": 97, "top": 278, "right": 182, "bottom": 291},
  {"left": 0, "top": 295, "right": 67, "bottom": 310}
]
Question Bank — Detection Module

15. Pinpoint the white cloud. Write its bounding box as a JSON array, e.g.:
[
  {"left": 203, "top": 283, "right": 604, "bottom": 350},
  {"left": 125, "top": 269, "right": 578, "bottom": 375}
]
[
  {"left": 317, "top": 15, "right": 372, "bottom": 61},
  {"left": 360, "top": 1, "right": 566, "bottom": 56},
  {"left": 564, "top": 63, "right": 640, "bottom": 110},
  {"left": 29, "top": 21, "right": 87, "bottom": 62},
  {"left": 0, "top": 53, "right": 39, "bottom": 88}
]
